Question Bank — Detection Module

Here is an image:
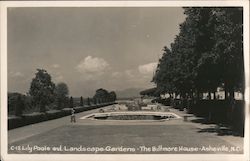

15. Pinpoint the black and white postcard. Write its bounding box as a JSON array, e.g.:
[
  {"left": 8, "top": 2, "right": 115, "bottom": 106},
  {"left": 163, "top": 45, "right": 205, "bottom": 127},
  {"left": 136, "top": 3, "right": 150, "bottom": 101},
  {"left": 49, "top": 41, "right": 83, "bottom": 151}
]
[{"left": 0, "top": 1, "right": 249, "bottom": 161}]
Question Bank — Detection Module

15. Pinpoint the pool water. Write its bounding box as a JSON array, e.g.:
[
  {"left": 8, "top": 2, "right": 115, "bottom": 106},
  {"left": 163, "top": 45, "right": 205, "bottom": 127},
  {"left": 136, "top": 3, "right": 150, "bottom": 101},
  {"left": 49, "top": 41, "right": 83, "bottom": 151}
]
[{"left": 81, "top": 112, "right": 180, "bottom": 121}]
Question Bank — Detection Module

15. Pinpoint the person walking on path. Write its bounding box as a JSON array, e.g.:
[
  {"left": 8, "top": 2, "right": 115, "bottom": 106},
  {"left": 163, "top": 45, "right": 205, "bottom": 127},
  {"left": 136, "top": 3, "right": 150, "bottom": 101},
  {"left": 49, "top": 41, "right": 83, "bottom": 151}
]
[{"left": 71, "top": 107, "right": 76, "bottom": 123}]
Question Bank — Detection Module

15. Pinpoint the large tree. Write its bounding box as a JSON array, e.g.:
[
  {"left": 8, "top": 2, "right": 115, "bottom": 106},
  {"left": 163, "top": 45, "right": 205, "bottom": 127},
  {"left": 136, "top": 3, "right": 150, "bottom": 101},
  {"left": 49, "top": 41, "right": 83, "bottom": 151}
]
[
  {"left": 153, "top": 46, "right": 177, "bottom": 96},
  {"left": 29, "top": 69, "right": 55, "bottom": 112},
  {"left": 93, "top": 88, "right": 109, "bottom": 103},
  {"left": 211, "top": 8, "right": 244, "bottom": 99},
  {"left": 183, "top": 8, "right": 221, "bottom": 97},
  {"left": 153, "top": 7, "right": 243, "bottom": 101},
  {"left": 109, "top": 91, "right": 117, "bottom": 102},
  {"left": 55, "top": 82, "right": 69, "bottom": 110}
]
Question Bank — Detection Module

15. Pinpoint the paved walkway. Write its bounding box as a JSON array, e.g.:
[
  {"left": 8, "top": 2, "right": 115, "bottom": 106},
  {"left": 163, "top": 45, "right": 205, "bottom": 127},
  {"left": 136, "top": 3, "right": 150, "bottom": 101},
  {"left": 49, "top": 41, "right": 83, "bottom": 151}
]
[
  {"left": 8, "top": 107, "right": 106, "bottom": 144},
  {"left": 8, "top": 104, "right": 244, "bottom": 154}
]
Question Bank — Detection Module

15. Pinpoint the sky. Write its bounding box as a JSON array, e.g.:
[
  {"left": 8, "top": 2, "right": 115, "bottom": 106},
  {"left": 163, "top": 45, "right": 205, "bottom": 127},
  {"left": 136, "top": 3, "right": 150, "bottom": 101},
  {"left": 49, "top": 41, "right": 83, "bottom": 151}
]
[{"left": 8, "top": 7, "right": 186, "bottom": 97}]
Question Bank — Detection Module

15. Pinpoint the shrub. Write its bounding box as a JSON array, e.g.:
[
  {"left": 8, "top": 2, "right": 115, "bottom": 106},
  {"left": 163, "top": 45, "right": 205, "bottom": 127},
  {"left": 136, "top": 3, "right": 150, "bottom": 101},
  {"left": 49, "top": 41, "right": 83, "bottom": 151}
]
[
  {"left": 15, "top": 95, "right": 25, "bottom": 116},
  {"left": 29, "top": 69, "right": 55, "bottom": 113},
  {"left": 69, "top": 96, "right": 73, "bottom": 109},
  {"left": 80, "top": 96, "right": 83, "bottom": 106}
]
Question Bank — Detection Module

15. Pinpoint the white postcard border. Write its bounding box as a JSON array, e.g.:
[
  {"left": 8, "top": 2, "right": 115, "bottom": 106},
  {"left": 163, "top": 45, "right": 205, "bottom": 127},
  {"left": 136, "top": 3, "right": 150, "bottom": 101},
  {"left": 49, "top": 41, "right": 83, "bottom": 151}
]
[{"left": 1, "top": 1, "right": 249, "bottom": 161}]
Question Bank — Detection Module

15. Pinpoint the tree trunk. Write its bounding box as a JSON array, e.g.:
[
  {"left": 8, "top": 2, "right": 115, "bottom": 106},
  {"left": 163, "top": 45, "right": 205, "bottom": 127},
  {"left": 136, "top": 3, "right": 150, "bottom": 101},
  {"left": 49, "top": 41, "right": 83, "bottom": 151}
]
[
  {"left": 229, "top": 87, "right": 235, "bottom": 100},
  {"left": 197, "top": 90, "right": 200, "bottom": 100},
  {"left": 224, "top": 82, "right": 229, "bottom": 100},
  {"left": 227, "top": 86, "right": 235, "bottom": 123},
  {"left": 199, "top": 92, "right": 203, "bottom": 100},
  {"left": 208, "top": 92, "right": 211, "bottom": 100},
  {"left": 192, "top": 92, "right": 195, "bottom": 99}
]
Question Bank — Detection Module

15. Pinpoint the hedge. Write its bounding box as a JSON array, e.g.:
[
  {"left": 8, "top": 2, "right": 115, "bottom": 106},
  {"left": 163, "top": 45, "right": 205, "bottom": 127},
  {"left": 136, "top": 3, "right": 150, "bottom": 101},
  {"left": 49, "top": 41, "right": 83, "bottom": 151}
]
[{"left": 8, "top": 102, "right": 116, "bottom": 130}]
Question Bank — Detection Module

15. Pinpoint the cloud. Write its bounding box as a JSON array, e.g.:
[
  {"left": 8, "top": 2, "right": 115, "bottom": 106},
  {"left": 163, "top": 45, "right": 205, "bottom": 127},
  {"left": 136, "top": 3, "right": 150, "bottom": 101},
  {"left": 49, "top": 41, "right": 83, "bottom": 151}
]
[
  {"left": 9, "top": 71, "right": 24, "bottom": 77},
  {"left": 125, "top": 69, "right": 134, "bottom": 78},
  {"left": 52, "top": 64, "right": 60, "bottom": 68},
  {"left": 138, "top": 62, "right": 157, "bottom": 75},
  {"left": 76, "top": 56, "right": 110, "bottom": 81},
  {"left": 111, "top": 72, "right": 123, "bottom": 78},
  {"left": 76, "top": 56, "right": 109, "bottom": 74},
  {"left": 55, "top": 75, "right": 63, "bottom": 81}
]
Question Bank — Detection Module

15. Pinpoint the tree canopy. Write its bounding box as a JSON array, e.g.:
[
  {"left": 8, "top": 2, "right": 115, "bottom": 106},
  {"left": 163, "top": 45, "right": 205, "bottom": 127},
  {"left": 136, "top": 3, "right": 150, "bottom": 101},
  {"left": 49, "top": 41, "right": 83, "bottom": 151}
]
[
  {"left": 55, "top": 82, "right": 69, "bottom": 109},
  {"left": 153, "top": 7, "right": 244, "bottom": 100},
  {"left": 93, "top": 88, "right": 117, "bottom": 103},
  {"left": 29, "top": 69, "right": 55, "bottom": 112}
]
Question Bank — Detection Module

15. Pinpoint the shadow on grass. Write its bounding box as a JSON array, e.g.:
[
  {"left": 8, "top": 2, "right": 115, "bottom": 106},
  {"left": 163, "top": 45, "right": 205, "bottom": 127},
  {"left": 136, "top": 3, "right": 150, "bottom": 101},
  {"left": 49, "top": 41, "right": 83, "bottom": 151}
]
[
  {"left": 197, "top": 126, "right": 242, "bottom": 137},
  {"left": 191, "top": 118, "right": 243, "bottom": 137},
  {"left": 191, "top": 118, "right": 215, "bottom": 124}
]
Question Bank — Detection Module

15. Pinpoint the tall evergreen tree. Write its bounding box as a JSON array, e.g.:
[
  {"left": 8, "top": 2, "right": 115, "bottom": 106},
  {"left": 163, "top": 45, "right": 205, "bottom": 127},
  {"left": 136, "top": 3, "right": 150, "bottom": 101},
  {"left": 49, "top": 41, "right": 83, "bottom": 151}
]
[
  {"left": 69, "top": 96, "right": 74, "bottom": 109},
  {"left": 55, "top": 82, "right": 69, "bottom": 110},
  {"left": 80, "top": 96, "right": 83, "bottom": 106}
]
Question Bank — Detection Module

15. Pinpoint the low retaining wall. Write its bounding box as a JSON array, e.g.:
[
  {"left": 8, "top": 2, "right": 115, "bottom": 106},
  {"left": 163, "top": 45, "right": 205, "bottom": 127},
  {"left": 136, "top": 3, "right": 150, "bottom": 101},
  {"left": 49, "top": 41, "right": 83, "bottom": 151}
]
[{"left": 8, "top": 102, "right": 116, "bottom": 130}]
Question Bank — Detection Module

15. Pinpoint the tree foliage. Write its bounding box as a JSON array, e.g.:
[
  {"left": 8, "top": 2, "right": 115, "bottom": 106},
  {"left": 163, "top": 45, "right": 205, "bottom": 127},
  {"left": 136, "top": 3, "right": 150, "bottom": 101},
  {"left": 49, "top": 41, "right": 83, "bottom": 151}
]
[
  {"left": 80, "top": 96, "right": 84, "bottom": 106},
  {"left": 29, "top": 69, "right": 55, "bottom": 112},
  {"left": 109, "top": 91, "right": 117, "bottom": 102},
  {"left": 153, "top": 7, "right": 244, "bottom": 100},
  {"left": 55, "top": 82, "right": 69, "bottom": 109},
  {"left": 69, "top": 96, "right": 74, "bottom": 108},
  {"left": 15, "top": 95, "right": 25, "bottom": 116},
  {"left": 87, "top": 97, "right": 90, "bottom": 105},
  {"left": 93, "top": 88, "right": 117, "bottom": 103}
]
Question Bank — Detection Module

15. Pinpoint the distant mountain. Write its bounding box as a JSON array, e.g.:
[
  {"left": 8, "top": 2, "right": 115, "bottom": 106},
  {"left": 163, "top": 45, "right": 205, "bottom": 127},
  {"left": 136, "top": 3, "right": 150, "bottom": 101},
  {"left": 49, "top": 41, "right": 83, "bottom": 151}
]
[{"left": 115, "top": 88, "right": 143, "bottom": 99}]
